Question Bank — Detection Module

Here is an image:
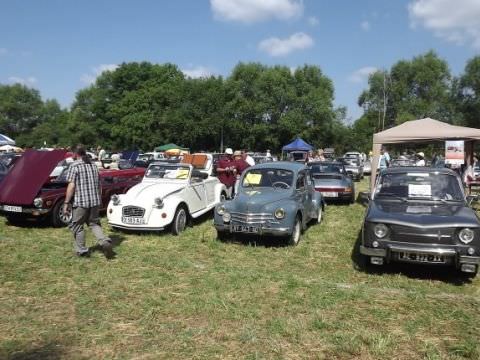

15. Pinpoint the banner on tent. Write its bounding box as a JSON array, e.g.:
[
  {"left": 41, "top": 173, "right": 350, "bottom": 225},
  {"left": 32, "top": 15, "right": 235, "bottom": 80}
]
[{"left": 445, "top": 140, "right": 464, "bottom": 165}]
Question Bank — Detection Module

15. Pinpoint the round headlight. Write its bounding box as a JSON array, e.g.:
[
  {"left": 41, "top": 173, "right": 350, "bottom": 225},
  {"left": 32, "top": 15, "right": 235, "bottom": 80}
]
[
  {"left": 459, "top": 228, "right": 475, "bottom": 244},
  {"left": 374, "top": 223, "right": 388, "bottom": 238},
  {"left": 217, "top": 205, "right": 226, "bottom": 215},
  {"left": 111, "top": 194, "right": 120, "bottom": 206},
  {"left": 154, "top": 197, "right": 164, "bottom": 208},
  {"left": 33, "top": 198, "right": 43, "bottom": 208},
  {"left": 274, "top": 208, "right": 285, "bottom": 219},
  {"left": 222, "top": 212, "right": 231, "bottom": 223}
]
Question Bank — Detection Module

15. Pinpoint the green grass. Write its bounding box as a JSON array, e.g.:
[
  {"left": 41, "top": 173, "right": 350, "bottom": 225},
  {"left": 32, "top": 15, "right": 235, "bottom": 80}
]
[{"left": 1, "top": 179, "right": 479, "bottom": 359}]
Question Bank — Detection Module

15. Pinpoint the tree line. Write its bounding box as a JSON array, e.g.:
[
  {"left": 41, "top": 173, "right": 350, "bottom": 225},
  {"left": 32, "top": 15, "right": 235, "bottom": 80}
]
[{"left": 1, "top": 51, "right": 480, "bottom": 154}]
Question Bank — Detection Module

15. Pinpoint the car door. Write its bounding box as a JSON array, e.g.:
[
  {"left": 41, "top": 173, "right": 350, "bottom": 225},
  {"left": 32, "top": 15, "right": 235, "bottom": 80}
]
[
  {"left": 184, "top": 173, "right": 207, "bottom": 214},
  {"left": 295, "top": 171, "right": 310, "bottom": 222},
  {"left": 203, "top": 177, "right": 218, "bottom": 207}
]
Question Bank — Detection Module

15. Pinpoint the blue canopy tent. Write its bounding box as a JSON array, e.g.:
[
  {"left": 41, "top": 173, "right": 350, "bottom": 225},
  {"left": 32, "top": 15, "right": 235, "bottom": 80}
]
[
  {"left": 281, "top": 137, "right": 313, "bottom": 160},
  {"left": 0, "top": 134, "right": 15, "bottom": 146}
]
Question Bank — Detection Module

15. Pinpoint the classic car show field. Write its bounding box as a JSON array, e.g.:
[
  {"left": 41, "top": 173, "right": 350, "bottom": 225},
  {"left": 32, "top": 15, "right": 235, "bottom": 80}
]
[{"left": 1, "top": 179, "right": 479, "bottom": 359}]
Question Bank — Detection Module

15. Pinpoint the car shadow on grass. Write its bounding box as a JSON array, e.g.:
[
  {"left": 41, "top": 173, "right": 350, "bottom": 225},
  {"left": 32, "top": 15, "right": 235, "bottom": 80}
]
[
  {"left": 89, "top": 233, "right": 126, "bottom": 260},
  {"left": 4, "top": 216, "right": 53, "bottom": 228},
  {"left": 6, "top": 341, "right": 65, "bottom": 360},
  {"left": 351, "top": 230, "right": 474, "bottom": 285}
]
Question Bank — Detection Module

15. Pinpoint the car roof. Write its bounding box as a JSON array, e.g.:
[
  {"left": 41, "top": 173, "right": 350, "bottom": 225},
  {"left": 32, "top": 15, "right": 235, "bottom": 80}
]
[
  {"left": 382, "top": 166, "right": 458, "bottom": 176},
  {"left": 249, "top": 161, "right": 306, "bottom": 171},
  {"left": 308, "top": 161, "right": 344, "bottom": 166}
]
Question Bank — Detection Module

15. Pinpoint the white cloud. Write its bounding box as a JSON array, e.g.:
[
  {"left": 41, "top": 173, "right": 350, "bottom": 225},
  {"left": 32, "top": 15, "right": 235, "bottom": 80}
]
[
  {"left": 308, "top": 16, "right": 319, "bottom": 26},
  {"left": 408, "top": 0, "right": 480, "bottom": 48},
  {"left": 7, "top": 76, "right": 37, "bottom": 86},
  {"left": 348, "top": 66, "right": 378, "bottom": 83},
  {"left": 258, "top": 32, "right": 314, "bottom": 57},
  {"left": 210, "top": 0, "right": 303, "bottom": 23},
  {"left": 182, "top": 66, "right": 214, "bottom": 79},
  {"left": 361, "top": 21, "right": 370, "bottom": 31},
  {"left": 80, "top": 63, "right": 118, "bottom": 84}
]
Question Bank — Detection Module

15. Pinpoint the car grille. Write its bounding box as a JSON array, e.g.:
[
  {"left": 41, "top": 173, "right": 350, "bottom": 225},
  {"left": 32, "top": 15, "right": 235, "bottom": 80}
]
[
  {"left": 122, "top": 206, "right": 145, "bottom": 217},
  {"left": 230, "top": 212, "right": 276, "bottom": 225},
  {"left": 390, "top": 225, "right": 455, "bottom": 245}
]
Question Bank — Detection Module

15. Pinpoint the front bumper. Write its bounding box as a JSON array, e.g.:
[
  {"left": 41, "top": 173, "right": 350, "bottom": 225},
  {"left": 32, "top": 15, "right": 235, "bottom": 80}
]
[
  {"left": 0, "top": 206, "right": 50, "bottom": 217},
  {"left": 360, "top": 243, "right": 480, "bottom": 265},
  {"left": 215, "top": 223, "right": 291, "bottom": 236},
  {"left": 109, "top": 222, "right": 165, "bottom": 231}
]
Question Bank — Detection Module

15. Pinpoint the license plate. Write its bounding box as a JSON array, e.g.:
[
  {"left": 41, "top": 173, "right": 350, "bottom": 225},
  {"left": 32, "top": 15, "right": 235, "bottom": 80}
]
[
  {"left": 398, "top": 251, "right": 446, "bottom": 264},
  {"left": 122, "top": 216, "right": 145, "bottom": 225},
  {"left": 231, "top": 225, "right": 259, "bottom": 233},
  {"left": 3, "top": 205, "right": 22, "bottom": 212},
  {"left": 321, "top": 192, "right": 338, "bottom": 198}
]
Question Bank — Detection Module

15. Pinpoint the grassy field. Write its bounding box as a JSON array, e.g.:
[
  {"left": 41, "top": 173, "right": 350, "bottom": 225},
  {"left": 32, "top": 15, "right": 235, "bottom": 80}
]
[{"left": 1, "top": 179, "right": 479, "bottom": 359}]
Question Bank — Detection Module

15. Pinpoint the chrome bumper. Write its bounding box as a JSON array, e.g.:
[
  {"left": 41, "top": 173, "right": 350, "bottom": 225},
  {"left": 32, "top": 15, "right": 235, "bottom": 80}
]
[
  {"left": 215, "top": 223, "right": 290, "bottom": 236},
  {"left": 360, "top": 244, "right": 480, "bottom": 265},
  {"left": 109, "top": 223, "right": 165, "bottom": 231},
  {"left": 0, "top": 207, "right": 50, "bottom": 216}
]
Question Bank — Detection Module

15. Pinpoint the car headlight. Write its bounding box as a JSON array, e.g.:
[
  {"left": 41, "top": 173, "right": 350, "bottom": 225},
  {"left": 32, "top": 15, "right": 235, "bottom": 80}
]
[
  {"left": 154, "top": 197, "right": 164, "bottom": 208},
  {"left": 374, "top": 223, "right": 388, "bottom": 238},
  {"left": 217, "top": 205, "right": 226, "bottom": 215},
  {"left": 222, "top": 212, "right": 231, "bottom": 223},
  {"left": 274, "top": 208, "right": 285, "bottom": 219},
  {"left": 459, "top": 228, "right": 475, "bottom": 244},
  {"left": 33, "top": 198, "right": 43, "bottom": 208},
  {"left": 111, "top": 194, "right": 120, "bottom": 206}
]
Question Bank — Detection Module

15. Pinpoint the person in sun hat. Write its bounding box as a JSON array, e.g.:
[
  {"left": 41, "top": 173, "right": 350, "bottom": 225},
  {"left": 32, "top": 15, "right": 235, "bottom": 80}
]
[
  {"left": 216, "top": 147, "right": 236, "bottom": 198},
  {"left": 415, "top": 152, "right": 426, "bottom": 167}
]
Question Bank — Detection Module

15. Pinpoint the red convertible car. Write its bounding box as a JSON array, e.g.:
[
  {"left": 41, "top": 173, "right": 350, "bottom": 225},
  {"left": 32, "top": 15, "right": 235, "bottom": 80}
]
[{"left": 0, "top": 149, "right": 145, "bottom": 226}]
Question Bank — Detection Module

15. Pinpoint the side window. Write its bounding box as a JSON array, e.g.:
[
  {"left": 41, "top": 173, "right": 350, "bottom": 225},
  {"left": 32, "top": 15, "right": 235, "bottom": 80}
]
[{"left": 296, "top": 172, "right": 305, "bottom": 190}]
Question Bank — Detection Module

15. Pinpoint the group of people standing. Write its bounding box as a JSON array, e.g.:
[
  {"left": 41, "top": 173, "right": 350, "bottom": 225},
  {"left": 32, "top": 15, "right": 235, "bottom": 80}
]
[{"left": 216, "top": 148, "right": 255, "bottom": 198}]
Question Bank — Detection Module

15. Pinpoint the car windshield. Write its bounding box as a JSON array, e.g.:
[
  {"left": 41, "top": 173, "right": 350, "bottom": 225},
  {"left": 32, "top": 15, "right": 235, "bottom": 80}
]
[
  {"left": 376, "top": 171, "right": 463, "bottom": 201},
  {"left": 310, "top": 163, "right": 344, "bottom": 175},
  {"left": 145, "top": 164, "right": 190, "bottom": 179},
  {"left": 242, "top": 168, "right": 294, "bottom": 189}
]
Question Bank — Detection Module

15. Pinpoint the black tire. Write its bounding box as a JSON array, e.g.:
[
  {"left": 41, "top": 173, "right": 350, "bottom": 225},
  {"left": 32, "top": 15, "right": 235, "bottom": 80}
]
[
  {"left": 287, "top": 215, "right": 302, "bottom": 246},
  {"left": 350, "top": 187, "right": 356, "bottom": 204},
  {"left": 171, "top": 205, "right": 188, "bottom": 235},
  {"left": 51, "top": 201, "right": 72, "bottom": 227}
]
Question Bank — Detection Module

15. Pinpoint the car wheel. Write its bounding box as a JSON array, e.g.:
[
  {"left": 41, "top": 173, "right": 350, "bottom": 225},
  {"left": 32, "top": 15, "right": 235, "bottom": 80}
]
[
  {"left": 350, "top": 188, "right": 356, "bottom": 204},
  {"left": 52, "top": 201, "right": 72, "bottom": 227},
  {"left": 171, "top": 206, "right": 188, "bottom": 235},
  {"left": 288, "top": 216, "right": 301, "bottom": 246}
]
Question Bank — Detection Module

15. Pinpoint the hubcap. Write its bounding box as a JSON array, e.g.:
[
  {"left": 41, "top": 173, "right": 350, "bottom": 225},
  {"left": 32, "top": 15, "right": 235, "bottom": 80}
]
[
  {"left": 292, "top": 220, "right": 300, "bottom": 244},
  {"left": 60, "top": 210, "right": 72, "bottom": 224}
]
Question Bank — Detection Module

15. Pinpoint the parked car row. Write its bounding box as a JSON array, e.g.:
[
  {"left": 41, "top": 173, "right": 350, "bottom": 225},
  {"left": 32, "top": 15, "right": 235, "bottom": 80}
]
[{"left": 1, "top": 150, "right": 479, "bottom": 277}]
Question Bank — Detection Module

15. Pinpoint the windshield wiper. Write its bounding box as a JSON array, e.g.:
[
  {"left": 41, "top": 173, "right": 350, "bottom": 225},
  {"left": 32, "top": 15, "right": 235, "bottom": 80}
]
[{"left": 376, "top": 192, "right": 408, "bottom": 202}]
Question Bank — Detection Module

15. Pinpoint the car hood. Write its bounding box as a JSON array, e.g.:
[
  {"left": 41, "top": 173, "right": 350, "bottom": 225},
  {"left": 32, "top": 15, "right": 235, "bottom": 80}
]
[
  {"left": 231, "top": 188, "right": 290, "bottom": 212},
  {"left": 0, "top": 149, "right": 67, "bottom": 205},
  {"left": 367, "top": 200, "right": 479, "bottom": 228},
  {"left": 123, "top": 180, "right": 185, "bottom": 203}
]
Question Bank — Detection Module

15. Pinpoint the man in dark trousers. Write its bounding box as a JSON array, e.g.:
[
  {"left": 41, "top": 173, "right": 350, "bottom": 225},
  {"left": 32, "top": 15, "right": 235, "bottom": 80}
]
[{"left": 63, "top": 145, "right": 112, "bottom": 257}]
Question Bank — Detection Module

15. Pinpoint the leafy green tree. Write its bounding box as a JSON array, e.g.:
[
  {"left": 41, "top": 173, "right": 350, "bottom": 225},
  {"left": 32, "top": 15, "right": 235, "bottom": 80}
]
[{"left": 0, "top": 84, "right": 43, "bottom": 138}]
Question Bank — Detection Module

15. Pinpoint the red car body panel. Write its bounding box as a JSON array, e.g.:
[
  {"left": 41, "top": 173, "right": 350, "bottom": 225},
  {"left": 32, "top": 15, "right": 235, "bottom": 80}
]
[
  {"left": 0, "top": 149, "right": 66, "bottom": 205},
  {"left": 0, "top": 150, "right": 146, "bottom": 225}
]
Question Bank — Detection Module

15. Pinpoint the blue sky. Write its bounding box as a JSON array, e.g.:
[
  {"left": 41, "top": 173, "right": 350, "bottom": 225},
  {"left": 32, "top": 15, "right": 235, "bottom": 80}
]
[{"left": 1, "top": 0, "right": 480, "bottom": 121}]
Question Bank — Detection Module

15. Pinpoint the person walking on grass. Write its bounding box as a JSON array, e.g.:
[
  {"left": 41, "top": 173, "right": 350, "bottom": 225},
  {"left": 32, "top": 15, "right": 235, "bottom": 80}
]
[{"left": 63, "top": 145, "right": 112, "bottom": 257}]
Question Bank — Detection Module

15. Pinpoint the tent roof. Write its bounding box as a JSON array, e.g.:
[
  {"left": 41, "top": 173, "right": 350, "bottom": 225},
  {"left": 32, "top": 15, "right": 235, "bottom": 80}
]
[
  {"left": 154, "top": 143, "right": 188, "bottom": 152},
  {"left": 373, "top": 118, "right": 480, "bottom": 144},
  {"left": 282, "top": 137, "right": 313, "bottom": 151}
]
